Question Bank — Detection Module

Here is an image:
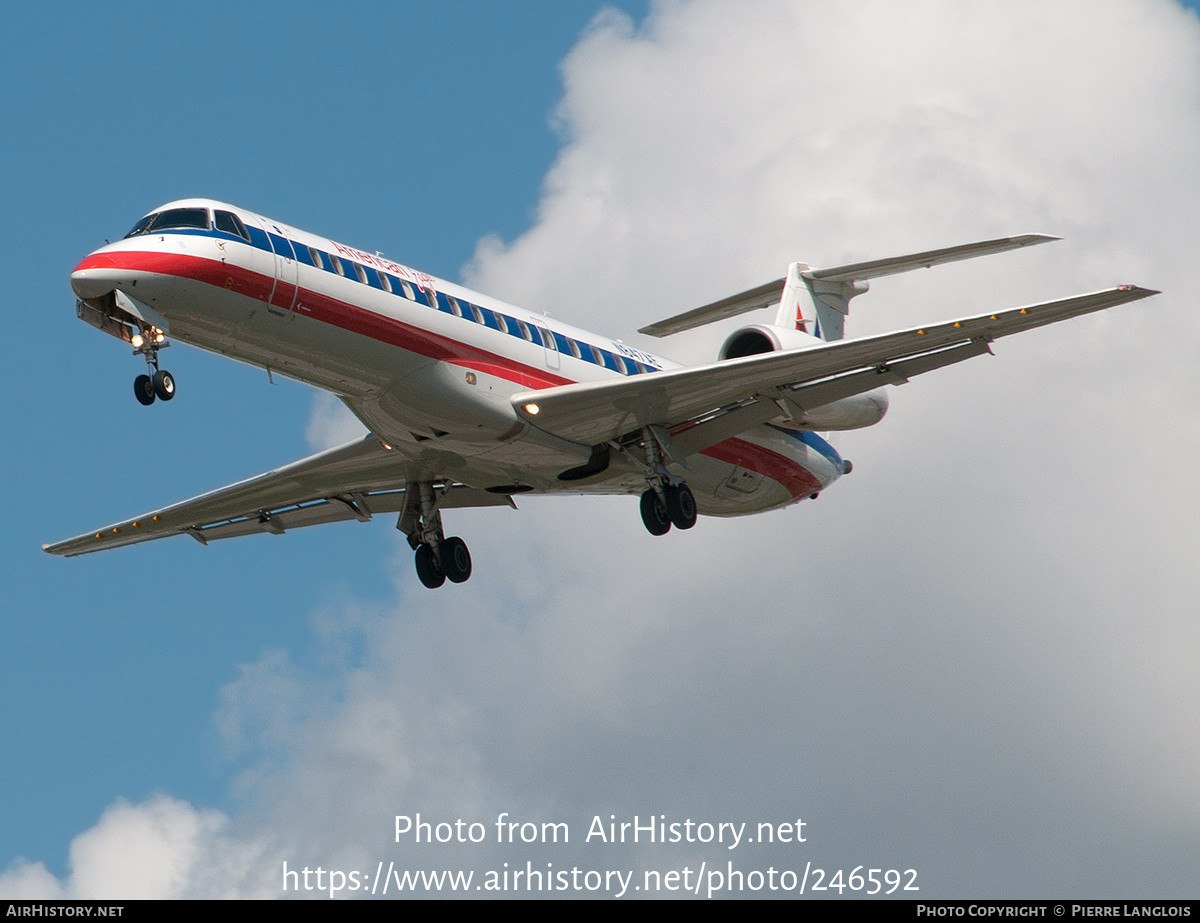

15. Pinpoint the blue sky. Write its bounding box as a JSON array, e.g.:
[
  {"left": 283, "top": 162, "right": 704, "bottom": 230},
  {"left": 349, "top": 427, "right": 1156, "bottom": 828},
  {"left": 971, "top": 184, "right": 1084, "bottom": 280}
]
[
  {"left": 3, "top": 0, "right": 1200, "bottom": 899},
  {"left": 0, "top": 0, "right": 648, "bottom": 875}
]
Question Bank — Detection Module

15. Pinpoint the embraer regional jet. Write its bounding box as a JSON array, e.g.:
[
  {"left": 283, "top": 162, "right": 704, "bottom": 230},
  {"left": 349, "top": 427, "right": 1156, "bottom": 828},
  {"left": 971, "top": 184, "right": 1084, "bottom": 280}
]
[{"left": 48, "top": 199, "right": 1157, "bottom": 588}]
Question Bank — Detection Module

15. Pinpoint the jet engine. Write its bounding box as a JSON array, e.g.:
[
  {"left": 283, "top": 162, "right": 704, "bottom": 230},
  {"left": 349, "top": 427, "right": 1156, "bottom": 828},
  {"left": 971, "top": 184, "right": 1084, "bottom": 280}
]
[
  {"left": 718, "top": 323, "right": 889, "bottom": 430},
  {"left": 718, "top": 322, "right": 818, "bottom": 359}
]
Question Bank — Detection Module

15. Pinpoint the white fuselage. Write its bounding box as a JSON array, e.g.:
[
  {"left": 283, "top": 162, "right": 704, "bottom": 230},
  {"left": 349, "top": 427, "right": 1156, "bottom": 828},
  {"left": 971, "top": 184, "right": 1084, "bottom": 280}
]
[{"left": 71, "top": 199, "right": 846, "bottom": 515}]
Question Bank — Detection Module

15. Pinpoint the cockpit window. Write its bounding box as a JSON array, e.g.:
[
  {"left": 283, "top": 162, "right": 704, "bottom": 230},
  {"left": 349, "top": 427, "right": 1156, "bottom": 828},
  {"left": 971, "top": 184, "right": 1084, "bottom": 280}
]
[
  {"left": 126, "top": 207, "right": 211, "bottom": 237},
  {"left": 124, "top": 214, "right": 156, "bottom": 238},
  {"left": 149, "top": 208, "right": 210, "bottom": 232},
  {"left": 214, "top": 210, "right": 250, "bottom": 242}
]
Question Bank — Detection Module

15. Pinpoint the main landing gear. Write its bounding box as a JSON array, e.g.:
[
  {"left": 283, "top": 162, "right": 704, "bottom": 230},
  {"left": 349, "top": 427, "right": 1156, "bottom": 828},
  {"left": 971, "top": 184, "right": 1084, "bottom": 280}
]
[
  {"left": 634, "top": 425, "right": 697, "bottom": 536},
  {"left": 398, "top": 482, "right": 472, "bottom": 589},
  {"left": 639, "top": 483, "right": 697, "bottom": 535},
  {"left": 130, "top": 328, "right": 175, "bottom": 406}
]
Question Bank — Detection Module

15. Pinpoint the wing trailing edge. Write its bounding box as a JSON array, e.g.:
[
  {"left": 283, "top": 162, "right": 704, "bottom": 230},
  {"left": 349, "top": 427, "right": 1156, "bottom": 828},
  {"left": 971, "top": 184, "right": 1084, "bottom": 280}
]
[
  {"left": 43, "top": 435, "right": 513, "bottom": 557},
  {"left": 519, "top": 284, "right": 1158, "bottom": 451}
]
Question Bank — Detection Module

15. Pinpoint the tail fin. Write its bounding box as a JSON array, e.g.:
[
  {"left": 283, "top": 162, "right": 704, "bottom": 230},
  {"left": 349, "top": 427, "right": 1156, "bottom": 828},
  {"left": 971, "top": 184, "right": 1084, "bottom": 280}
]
[{"left": 773, "top": 261, "right": 867, "bottom": 341}]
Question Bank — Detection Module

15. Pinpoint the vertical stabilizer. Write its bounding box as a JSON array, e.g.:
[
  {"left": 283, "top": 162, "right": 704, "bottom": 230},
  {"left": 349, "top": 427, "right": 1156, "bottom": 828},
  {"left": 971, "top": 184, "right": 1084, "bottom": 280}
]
[
  {"left": 801, "top": 271, "right": 869, "bottom": 342},
  {"left": 773, "top": 261, "right": 869, "bottom": 342},
  {"left": 773, "top": 262, "right": 812, "bottom": 333}
]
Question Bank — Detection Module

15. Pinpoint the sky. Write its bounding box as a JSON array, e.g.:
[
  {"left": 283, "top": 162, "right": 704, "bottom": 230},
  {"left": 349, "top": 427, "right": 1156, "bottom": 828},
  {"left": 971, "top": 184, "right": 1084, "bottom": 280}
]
[{"left": 1, "top": 0, "right": 1198, "bottom": 900}]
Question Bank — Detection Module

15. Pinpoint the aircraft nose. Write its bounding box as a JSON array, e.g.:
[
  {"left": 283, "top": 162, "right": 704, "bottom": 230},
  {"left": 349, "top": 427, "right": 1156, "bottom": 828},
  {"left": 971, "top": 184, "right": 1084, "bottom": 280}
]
[{"left": 71, "top": 251, "right": 123, "bottom": 300}]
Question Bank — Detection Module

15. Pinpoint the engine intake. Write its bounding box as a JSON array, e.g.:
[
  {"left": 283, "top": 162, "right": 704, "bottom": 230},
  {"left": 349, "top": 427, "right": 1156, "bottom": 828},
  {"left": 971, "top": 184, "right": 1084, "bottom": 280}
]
[{"left": 719, "top": 323, "right": 820, "bottom": 360}]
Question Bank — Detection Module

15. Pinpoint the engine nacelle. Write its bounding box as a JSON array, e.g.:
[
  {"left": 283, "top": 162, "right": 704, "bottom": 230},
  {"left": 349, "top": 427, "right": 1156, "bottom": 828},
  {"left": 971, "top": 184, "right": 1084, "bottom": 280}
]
[
  {"left": 718, "top": 323, "right": 821, "bottom": 359},
  {"left": 718, "top": 323, "right": 889, "bottom": 431}
]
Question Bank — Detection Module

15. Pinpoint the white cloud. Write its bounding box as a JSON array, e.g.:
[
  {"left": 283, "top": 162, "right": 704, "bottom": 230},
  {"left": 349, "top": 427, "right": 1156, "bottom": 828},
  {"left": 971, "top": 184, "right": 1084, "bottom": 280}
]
[
  {"left": 0, "top": 796, "right": 275, "bottom": 899},
  {"left": 305, "top": 392, "right": 368, "bottom": 451}
]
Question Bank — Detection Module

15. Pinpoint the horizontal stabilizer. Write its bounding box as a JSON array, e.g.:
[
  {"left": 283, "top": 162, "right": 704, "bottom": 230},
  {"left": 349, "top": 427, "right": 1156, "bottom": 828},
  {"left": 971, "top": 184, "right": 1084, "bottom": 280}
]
[
  {"left": 639, "top": 234, "right": 1059, "bottom": 338},
  {"left": 806, "top": 234, "right": 1059, "bottom": 283},
  {"left": 639, "top": 278, "right": 787, "bottom": 338}
]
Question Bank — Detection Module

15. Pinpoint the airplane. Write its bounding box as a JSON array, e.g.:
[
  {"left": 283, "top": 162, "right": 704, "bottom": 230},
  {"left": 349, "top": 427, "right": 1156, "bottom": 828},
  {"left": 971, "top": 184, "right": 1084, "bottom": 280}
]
[{"left": 46, "top": 198, "right": 1158, "bottom": 588}]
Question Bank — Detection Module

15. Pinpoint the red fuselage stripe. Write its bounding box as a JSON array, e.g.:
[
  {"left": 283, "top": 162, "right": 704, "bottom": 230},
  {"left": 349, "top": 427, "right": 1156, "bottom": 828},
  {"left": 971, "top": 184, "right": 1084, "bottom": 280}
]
[
  {"left": 74, "top": 251, "right": 575, "bottom": 390},
  {"left": 699, "top": 437, "right": 822, "bottom": 499},
  {"left": 77, "top": 249, "right": 823, "bottom": 495}
]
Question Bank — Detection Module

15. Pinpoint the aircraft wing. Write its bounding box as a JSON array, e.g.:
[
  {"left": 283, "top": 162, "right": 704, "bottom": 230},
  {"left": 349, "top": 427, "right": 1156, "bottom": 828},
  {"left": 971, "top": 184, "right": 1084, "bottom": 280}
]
[
  {"left": 513, "top": 286, "right": 1159, "bottom": 452},
  {"left": 43, "top": 435, "right": 513, "bottom": 557}
]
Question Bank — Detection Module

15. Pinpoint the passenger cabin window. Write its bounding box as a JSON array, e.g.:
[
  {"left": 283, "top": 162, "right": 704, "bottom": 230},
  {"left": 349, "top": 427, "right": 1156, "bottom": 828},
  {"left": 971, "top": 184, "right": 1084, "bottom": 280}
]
[
  {"left": 379, "top": 273, "right": 393, "bottom": 293},
  {"left": 495, "top": 313, "right": 508, "bottom": 334},
  {"left": 307, "top": 247, "right": 326, "bottom": 269},
  {"left": 448, "top": 296, "right": 463, "bottom": 317},
  {"left": 516, "top": 320, "right": 532, "bottom": 341},
  {"left": 214, "top": 210, "right": 250, "bottom": 241},
  {"left": 470, "top": 304, "right": 484, "bottom": 324},
  {"left": 613, "top": 355, "right": 628, "bottom": 374},
  {"left": 331, "top": 256, "right": 346, "bottom": 276},
  {"left": 399, "top": 280, "right": 415, "bottom": 300},
  {"left": 352, "top": 262, "right": 368, "bottom": 284},
  {"left": 566, "top": 338, "right": 582, "bottom": 360}
]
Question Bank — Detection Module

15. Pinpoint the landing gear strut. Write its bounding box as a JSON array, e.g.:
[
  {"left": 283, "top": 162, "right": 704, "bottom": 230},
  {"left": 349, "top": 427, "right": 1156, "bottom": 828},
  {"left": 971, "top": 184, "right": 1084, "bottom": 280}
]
[
  {"left": 398, "top": 482, "right": 473, "bottom": 589},
  {"left": 131, "top": 328, "right": 174, "bottom": 405},
  {"left": 635, "top": 426, "right": 697, "bottom": 536}
]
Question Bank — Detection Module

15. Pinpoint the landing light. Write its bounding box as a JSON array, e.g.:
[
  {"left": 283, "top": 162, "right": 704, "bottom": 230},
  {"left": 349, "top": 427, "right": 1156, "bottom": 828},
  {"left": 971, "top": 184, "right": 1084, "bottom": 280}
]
[
  {"left": 524, "top": 403, "right": 540, "bottom": 415},
  {"left": 155, "top": 332, "right": 165, "bottom": 344},
  {"left": 130, "top": 333, "right": 144, "bottom": 348}
]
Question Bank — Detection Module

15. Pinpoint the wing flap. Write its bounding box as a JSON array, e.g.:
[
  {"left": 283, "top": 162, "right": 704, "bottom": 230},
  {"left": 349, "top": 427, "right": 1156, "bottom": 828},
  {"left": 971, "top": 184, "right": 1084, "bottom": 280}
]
[
  {"left": 44, "top": 435, "right": 512, "bottom": 557},
  {"left": 517, "top": 286, "right": 1158, "bottom": 449}
]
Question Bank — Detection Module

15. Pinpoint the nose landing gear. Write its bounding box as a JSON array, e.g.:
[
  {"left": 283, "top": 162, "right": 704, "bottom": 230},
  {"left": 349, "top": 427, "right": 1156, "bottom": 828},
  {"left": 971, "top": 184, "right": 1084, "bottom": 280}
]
[{"left": 130, "top": 328, "right": 174, "bottom": 405}]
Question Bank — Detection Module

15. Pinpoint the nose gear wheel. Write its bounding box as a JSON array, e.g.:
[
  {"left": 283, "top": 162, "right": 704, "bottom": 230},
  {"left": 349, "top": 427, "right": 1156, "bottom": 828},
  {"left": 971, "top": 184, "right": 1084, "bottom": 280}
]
[
  {"left": 152, "top": 369, "right": 175, "bottom": 401},
  {"left": 134, "top": 375, "right": 156, "bottom": 406}
]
